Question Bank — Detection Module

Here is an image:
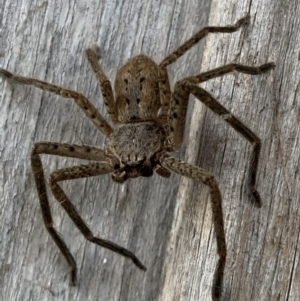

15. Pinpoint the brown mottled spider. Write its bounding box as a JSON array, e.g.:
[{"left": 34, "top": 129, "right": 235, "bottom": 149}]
[{"left": 0, "top": 15, "right": 274, "bottom": 301}]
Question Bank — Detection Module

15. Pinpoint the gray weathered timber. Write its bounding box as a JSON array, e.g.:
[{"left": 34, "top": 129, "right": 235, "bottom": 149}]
[
  {"left": 0, "top": 1, "right": 299, "bottom": 301},
  {"left": 160, "top": 1, "right": 300, "bottom": 301}
]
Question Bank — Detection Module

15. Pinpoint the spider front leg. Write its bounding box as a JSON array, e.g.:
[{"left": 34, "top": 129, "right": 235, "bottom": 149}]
[
  {"left": 0, "top": 67, "right": 113, "bottom": 136},
  {"left": 159, "top": 154, "right": 226, "bottom": 301},
  {"left": 31, "top": 142, "right": 146, "bottom": 285},
  {"left": 169, "top": 62, "right": 275, "bottom": 206}
]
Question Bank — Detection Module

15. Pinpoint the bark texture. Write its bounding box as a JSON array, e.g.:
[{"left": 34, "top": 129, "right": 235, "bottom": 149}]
[{"left": 0, "top": 1, "right": 299, "bottom": 301}]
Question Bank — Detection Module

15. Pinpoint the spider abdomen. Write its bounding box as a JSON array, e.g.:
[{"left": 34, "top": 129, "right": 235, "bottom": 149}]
[{"left": 114, "top": 55, "right": 162, "bottom": 122}]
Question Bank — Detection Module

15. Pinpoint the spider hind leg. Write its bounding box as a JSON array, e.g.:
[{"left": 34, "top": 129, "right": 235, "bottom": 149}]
[{"left": 167, "top": 62, "right": 275, "bottom": 206}]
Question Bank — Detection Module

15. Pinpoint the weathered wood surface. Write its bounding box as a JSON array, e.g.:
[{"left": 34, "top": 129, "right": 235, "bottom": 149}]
[{"left": 0, "top": 1, "right": 299, "bottom": 301}]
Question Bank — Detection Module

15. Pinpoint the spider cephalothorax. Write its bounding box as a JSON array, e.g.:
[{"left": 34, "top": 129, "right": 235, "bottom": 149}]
[
  {"left": 108, "top": 121, "right": 166, "bottom": 182},
  {"left": 0, "top": 14, "right": 274, "bottom": 301}
]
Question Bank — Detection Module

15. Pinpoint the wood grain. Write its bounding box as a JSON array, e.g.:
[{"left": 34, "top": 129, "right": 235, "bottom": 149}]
[{"left": 0, "top": 1, "right": 299, "bottom": 301}]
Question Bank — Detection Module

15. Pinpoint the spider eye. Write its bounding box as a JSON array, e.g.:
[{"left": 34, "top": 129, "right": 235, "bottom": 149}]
[{"left": 126, "top": 98, "right": 130, "bottom": 105}]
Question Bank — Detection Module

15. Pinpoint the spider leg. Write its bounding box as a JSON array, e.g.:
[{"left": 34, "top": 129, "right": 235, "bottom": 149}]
[
  {"left": 0, "top": 68, "right": 113, "bottom": 136},
  {"left": 158, "top": 68, "right": 172, "bottom": 118},
  {"left": 169, "top": 62, "right": 275, "bottom": 149},
  {"left": 157, "top": 68, "right": 172, "bottom": 143},
  {"left": 31, "top": 142, "right": 112, "bottom": 285},
  {"left": 33, "top": 141, "right": 109, "bottom": 161},
  {"left": 159, "top": 15, "right": 250, "bottom": 68},
  {"left": 185, "top": 62, "right": 275, "bottom": 84},
  {"left": 169, "top": 65, "right": 273, "bottom": 206},
  {"left": 50, "top": 165, "right": 146, "bottom": 273},
  {"left": 31, "top": 142, "right": 146, "bottom": 285},
  {"left": 86, "top": 47, "right": 118, "bottom": 124},
  {"left": 159, "top": 154, "right": 226, "bottom": 301}
]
